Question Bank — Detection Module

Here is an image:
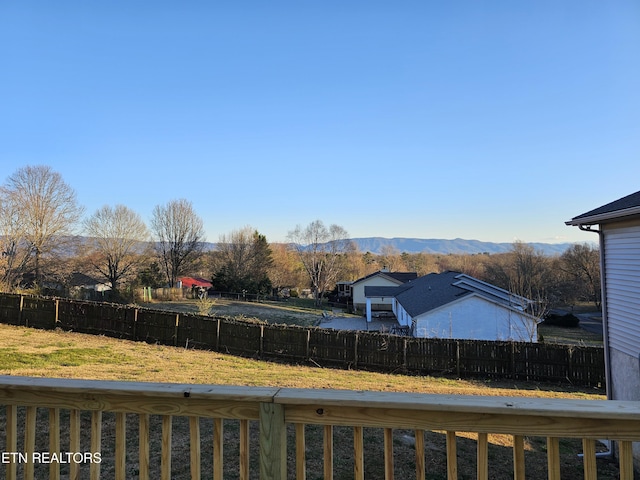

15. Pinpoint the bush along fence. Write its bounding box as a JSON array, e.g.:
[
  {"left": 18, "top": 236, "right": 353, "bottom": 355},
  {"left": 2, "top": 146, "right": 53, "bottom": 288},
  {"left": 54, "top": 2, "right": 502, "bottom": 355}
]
[{"left": 0, "top": 293, "right": 605, "bottom": 387}]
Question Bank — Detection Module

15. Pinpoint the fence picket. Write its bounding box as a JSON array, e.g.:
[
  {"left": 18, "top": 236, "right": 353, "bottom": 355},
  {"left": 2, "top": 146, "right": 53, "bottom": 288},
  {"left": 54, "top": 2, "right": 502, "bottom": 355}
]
[
  {"left": 189, "top": 417, "right": 201, "bottom": 480},
  {"left": 446, "top": 431, "right": 457, "bottom": 480},
  {"left": 354, "top": 426, "right": 364, "bottom": 480},
  {"left": 90, "top": 411, "right": 102, "bottom": 480},
  {"left": 69, "top": 409, "right": 81, "bottom": 480},
  {"left": 6, "top": 405, "right": 17, "bottom": 480},
  {"left": 115, "top": 412, "right": 126, "bottom": 480},
  {"left": 161, "top": 415, "right": 172, "bottom": 480},
  {"left": 139, "top": 414, "right": 150, "bottom": 480},
  {"left": 49, "top": 408, "right": 61, "bottom": 480},
  {"left": 296, "top": 423, "right": 307, "bottom": 480},
  {"left": 547, "top": 437, "right": 560, "bottom": 480},
  {"left": 25, "top": 406, "right": 36, "bottom": 480},
  {"left": 477, "top": 432, "right": 488, "bottom": 480}
]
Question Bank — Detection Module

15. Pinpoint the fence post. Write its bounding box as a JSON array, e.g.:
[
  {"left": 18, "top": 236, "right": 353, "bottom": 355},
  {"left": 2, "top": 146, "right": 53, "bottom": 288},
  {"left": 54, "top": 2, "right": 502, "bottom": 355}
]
[
  {"left": 403, "top": 338, "right": 408, "bottom": 373},
  {"left": 18, "top": 295, "right": 24, "bottom": 326},
  {"left": 305, "top": 329, "right": 310, "bottom": 361},
  {"left": 259, "top": 402, "right": 286, "bottom": 480},
  {"left": 216, "top": 319, "right": 221, "bottom": 351},
  {"left": 260, "top": 325, "right": 264, "bottom": 358},
  {"left": 456, "top": 341, "right": 461, "bottom": 377},
  {"left": 133, "top": 308, "right": 138, "bottom": 341},
  {"left": 568, "top": 347, "right": 574, "bottom": 384},
  {"left": 55, "top": 299, "right": 59, "bottom": 326},
  {"left": 354, "top": 332, "right": 359, "bottom": 369},
  {"left": 174, "top": 314, "right": 179, "bottom": 347}
]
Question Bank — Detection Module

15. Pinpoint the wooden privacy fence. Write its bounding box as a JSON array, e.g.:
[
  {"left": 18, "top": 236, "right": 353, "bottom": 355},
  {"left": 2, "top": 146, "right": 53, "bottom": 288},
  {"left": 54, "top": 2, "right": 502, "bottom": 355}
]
[
  {"left": 0, "top": 293, "right": 605, "bottom": 387},
  {"left": 1, "top": 375, "right": 639, "bottom": 480}
]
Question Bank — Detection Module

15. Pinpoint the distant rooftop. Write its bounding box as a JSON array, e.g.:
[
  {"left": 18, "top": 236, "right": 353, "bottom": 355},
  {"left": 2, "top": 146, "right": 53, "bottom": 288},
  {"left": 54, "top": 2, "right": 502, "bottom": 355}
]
[{"left": 352, "top": 270, "right": 418, "bottom": 286}]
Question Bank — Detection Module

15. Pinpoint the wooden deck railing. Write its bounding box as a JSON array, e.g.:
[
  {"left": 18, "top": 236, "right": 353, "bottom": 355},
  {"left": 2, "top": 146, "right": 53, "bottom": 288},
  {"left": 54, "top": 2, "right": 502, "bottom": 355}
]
[{"left": 1, "top": 375, "right": 639, "bottom": 479}]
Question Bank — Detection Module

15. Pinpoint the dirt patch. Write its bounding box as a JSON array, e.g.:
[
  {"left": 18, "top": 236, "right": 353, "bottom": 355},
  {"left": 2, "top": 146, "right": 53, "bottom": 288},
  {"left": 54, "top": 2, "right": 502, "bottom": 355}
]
[{"left": 142, "top": 299, "right": 334, "bottom": 326}]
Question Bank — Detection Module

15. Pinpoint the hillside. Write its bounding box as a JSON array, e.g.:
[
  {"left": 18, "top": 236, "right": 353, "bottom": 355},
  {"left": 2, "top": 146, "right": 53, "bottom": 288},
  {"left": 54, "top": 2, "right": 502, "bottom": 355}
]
[
  {"left": 70, "top": 236, "right": 577, "bottom": 256},
  {"left": 202, "top": 237, "right": 578, "bottom": 255},
  {"left": 349, "top": 237, "right": 576, "bottom": 255}
]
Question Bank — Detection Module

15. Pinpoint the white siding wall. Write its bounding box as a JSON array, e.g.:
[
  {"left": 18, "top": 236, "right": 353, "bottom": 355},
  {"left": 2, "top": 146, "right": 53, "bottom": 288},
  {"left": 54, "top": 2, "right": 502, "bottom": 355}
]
[
  {"left": 413, "top": 296, "right": 537, "bottom": 342},
  {"left": 394, "top": 300, "right": 411, "bottom": 327},
  {"left": 603, "top": 222, "right": 640, "bottom": 358},
  {"left": 599, "top": 219, "right": 640, "bottom": 470}
]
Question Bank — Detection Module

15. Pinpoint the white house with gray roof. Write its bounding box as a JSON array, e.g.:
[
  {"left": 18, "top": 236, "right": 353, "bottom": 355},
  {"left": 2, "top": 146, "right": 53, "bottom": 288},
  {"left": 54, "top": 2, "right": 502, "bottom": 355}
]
[
  {"left": 365, "top": 271, "right": 539, "bottom": 341},
  {"left": 566, "top": 189, "right": 640, "bottom": 467}
]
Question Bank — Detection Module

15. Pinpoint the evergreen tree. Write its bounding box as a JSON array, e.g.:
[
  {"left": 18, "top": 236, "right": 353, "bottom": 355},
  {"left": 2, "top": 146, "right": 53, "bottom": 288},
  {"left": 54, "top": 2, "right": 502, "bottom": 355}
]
[{"left": 211, "top": 228, "right": 273, "bottom": 294}]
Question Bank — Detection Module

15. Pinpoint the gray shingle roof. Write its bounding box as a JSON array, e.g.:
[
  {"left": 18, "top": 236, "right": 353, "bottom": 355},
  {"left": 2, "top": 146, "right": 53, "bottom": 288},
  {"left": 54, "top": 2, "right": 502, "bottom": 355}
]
[
  {"left": 69, "top": 272, "right": 103, "bottom": 287},
  {"left": 365, "top": 271, "right": 533, "bottom": 318},
  {"left": 394, "top": 271, "right": 471, "bottom": 317},
  {"left": 352, "top": 271, "right": 417, "bottom": 286},
  {"left": 567, "top": 190, "right": 640, "bottom": 225}
]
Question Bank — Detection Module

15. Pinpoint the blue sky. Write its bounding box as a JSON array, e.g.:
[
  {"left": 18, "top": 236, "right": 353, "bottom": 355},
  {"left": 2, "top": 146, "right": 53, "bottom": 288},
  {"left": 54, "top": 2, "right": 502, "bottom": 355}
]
[{"left": 2, "top": 1, "right": 639, "bottom": 245}]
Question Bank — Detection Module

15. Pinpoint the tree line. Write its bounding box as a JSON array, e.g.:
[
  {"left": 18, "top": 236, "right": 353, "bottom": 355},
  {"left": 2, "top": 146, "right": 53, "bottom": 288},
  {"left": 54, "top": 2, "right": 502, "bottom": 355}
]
[{"left": 0, "top": 165, "right": 600, "bottom": 311}]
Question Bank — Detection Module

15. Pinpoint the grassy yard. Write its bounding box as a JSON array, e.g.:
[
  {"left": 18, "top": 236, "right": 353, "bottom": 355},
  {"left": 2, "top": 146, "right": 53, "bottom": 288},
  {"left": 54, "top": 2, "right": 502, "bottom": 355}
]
[
  {"left": 0, "top": 321, "right": 619, "bottom": 480},
  {"left": 538, "top": 323, "right": 603, "bottom": 346},
  {"left": 0, "top": 323, "right": 601, "bottom": 396}
]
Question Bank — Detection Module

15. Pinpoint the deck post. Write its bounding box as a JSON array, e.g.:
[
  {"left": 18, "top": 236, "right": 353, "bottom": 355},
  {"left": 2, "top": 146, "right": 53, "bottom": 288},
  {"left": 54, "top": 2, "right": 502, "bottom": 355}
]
[{"left": 259, "top": 402, "right": 287, "bottom": 480}]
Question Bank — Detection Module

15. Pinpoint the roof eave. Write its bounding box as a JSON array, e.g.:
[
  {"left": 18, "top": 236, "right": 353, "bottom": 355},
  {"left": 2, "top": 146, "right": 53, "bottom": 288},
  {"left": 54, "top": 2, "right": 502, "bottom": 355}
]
[{"left": 566, "top": 206, "right": 640, "bottom": 226}]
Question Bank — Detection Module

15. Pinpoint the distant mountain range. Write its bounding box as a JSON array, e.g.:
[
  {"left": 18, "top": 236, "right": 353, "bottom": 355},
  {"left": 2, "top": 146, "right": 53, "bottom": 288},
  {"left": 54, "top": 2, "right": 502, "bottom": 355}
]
[
  {"left": 347, "top": 237, "right": 576, "bottom": 256},
  {"left": 179, "top": 237, "right": 579, "bottom": 256}
]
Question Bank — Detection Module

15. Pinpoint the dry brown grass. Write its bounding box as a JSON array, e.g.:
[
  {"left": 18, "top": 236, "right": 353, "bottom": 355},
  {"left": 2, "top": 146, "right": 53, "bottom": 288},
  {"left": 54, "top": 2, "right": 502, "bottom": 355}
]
[
  {"left": 0, "top": 321, "right": 620, "bottom": 480},
  {"left": 146, "top": 298, "right": 333, "bottom": 326}
]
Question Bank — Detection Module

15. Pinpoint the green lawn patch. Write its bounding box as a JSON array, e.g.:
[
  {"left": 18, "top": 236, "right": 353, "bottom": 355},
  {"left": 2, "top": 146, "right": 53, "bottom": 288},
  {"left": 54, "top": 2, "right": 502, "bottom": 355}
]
[{"left": 0, "top": 347, "right": 126, "bottom": 369}]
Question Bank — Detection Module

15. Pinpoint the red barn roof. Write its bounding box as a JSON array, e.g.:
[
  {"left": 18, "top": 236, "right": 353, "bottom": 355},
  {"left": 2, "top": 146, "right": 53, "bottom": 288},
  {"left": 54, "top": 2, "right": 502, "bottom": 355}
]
[{"left": 178, "top": 277, "right": 213, "bottom": 288}]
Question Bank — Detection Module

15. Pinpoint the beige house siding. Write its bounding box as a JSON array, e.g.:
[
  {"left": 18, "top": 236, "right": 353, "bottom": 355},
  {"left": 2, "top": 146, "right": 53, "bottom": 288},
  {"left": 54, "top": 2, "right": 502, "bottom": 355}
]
[{"left": 352, "top": 276, "right": 403, "bottom": 313}]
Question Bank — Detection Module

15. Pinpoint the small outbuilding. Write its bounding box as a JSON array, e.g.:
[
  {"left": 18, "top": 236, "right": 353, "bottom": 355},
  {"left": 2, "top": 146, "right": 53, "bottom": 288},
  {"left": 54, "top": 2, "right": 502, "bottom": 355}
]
[{"left": 177, "top": 277, "right": 213, "bottom": 299}]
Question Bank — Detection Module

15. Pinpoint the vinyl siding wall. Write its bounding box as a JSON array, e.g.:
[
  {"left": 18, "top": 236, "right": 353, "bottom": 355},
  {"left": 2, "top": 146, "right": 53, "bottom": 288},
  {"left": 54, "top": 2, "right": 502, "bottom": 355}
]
[
  {"left": 602, "top": 220, "right": 640, "bottom": 467},
  {"left": 603, "top": 221, "right": 640, "bottom": 359},
  {"left": 409, "top": 295, "right": 538, "bottom": 342}
]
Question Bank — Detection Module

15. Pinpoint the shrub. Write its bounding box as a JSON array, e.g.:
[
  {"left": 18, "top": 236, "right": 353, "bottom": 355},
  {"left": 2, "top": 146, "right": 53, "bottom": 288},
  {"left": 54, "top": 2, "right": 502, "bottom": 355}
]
[{"left": 543, "top": 313, "right": 580, "bottom": 328}]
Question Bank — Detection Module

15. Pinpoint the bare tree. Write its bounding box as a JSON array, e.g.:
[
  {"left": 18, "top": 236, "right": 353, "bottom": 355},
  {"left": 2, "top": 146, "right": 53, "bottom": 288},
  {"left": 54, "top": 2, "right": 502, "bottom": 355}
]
[
  {"left": 83, "top": 205, "right": 150, "bottom": 300},
  {"left": 483, "top": 241, "right": 551, "bottom": 321},
  {"left": 1, "top": 165, "right": 83, "bottom": 288},
  {"left": 0, "top": 193, "right": 30, "bottom": 291},
  {"left": 150, "top": 199, "right": 205, "bottom": 287},
  {"left": 379, "top": 245, "right": 406, "bottom": 272},
  {"left": 268, "top": 243, "right": 306, "bottom": 295},
  {"left": 288, "top": 220, "right": 353, "bottom": 306},
  {"left": 560, "top": 243, "right": 601, "bottom": 309}
]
